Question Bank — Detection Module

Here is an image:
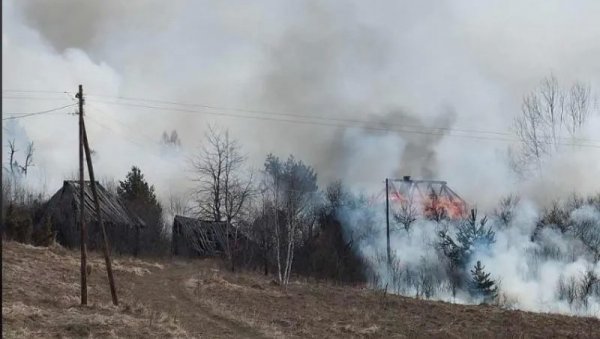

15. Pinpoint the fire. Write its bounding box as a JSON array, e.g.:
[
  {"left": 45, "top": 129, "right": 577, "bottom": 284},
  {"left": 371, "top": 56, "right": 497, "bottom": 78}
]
[
  {"left": 384, "top": 177, "right": 468, "bottom": 221},
  {"left": 422, "top": 194, "right": 467, "bottom": 219},
  {"left": 390, "top": 192, "right": 466, "bottom": 220}
]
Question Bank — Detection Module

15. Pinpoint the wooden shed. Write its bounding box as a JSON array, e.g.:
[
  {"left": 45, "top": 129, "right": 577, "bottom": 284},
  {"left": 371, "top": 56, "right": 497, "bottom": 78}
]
[
  {"left": 40, "top": 180, "right": 145, "bottom": 255},
  {"left": 171, "top": 215, "right": 228, "bottom": 257}
]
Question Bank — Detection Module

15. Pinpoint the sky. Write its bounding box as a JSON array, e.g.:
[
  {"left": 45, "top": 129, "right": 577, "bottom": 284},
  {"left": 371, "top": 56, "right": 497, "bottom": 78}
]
[{"left": 3, "top": 0, "right": 600, "bottom": 210}]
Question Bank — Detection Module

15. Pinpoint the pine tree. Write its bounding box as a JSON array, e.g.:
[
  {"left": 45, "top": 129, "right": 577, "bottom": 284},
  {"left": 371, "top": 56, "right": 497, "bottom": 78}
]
[
  {"left": 117, "top": 166, "right": 159, "bottom": 207},
  {"left": 469, "top": 260, "right": 498, "bottom": 303},
  {"left": 118, "top": 166, "right": 165, "bottom": 255},
  {"left": 439, "top": 209, "right": 495, "bottom": 268}
]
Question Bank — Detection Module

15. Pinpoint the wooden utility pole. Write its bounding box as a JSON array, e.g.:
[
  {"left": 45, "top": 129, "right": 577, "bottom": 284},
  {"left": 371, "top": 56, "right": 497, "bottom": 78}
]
[
  {"left": 76, "top": 85, "right": 88, "bottom": 305},
  {"left": 386, "top": 178, "right": 391, "bottom": 264},
  {"left": 82, "top": 120, "right": 119, "bottom": 306}
]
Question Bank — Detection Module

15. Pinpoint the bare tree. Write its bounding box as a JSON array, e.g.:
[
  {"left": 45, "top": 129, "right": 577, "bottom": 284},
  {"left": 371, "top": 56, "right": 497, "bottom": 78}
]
[
  {"left": 513, "top": 75, "right": 597, "bottom": 174},
  {"left": 7, "top": 140, "right": 18, "bottom": 174},
  {"left": 19, "top": 142, "right": 34, "bottom": 175},
  {"left": 168, "top": 192, "right": 193, "bottom": 217},
  {"left": 161, "top": 129, "right": 182, "bottom": 147},
  {"left": 493, "top": 195, "right": 521, "bottom": 227},
  {"left": 263, "top": 154, "right": 318, "bottom": 286},
  {"left": 250, "top": 187, "right": 276, "bottom": 275},
  {"left": 191, "top": 126, "right": 252, "bottom": 271},
  {"left": 6, "top": 140, "right": 34, "bottom": 175},
  {"left": 100, "top": 177, "right": 119, "bottom": 196},
  {"left": 393, "top": 194, "right": 418, "bottom": 232},
  {"left": 566, "top": 82, "right": 593, "bottom": 136}
]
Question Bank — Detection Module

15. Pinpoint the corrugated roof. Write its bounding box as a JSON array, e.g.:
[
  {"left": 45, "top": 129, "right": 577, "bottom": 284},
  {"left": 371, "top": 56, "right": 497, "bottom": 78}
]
[
  {"left": 173, "top": 215, "right": 227, "bottom": 255},
  {"left": 53, "top": 180, "right": 145, "bottom": 228}
]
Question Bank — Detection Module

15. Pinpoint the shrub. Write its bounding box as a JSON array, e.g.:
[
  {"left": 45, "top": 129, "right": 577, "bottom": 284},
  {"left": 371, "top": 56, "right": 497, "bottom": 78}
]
[{"left": 33, "top": 217, "right": 55, "bottom": 247}]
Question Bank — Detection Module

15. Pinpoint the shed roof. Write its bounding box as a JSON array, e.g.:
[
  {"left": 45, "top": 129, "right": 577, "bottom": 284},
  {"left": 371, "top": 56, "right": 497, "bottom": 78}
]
[
  {"left": 47, "top": 180, "right": 145, "bottom": 228},
  {"left": 173, "top": 215, "right": 228, "bottom": 255}
]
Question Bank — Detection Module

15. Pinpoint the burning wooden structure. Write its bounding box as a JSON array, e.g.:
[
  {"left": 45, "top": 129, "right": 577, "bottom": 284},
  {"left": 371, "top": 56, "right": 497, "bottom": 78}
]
[
  {"left": 39, "top": 180, "right": 145, "bottom": 255},
  {"left": 388, "top": 176, "right": 468, "bottom": 220}
]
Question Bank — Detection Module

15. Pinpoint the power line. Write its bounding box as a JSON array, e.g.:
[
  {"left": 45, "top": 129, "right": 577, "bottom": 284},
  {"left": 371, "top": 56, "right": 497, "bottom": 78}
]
[
  {"left": 88, "top": 99, "right": 519, "bottom": 142},
  {"left": 3, "top": 89, "right": 73, "bottom": 94},
  {"left": 84, "top": 115, "right": 190, "bottom": 169},
  {"left": 2, "top": 104, "right": 77, "bottom": 120},
  {"left": 88, "top": 94, "right": 600, "bottom": 146},
  {"left": 86, "top": 106, "right": 163, "bottom": 147},
  {"left": 2, "top": 95, "right": 73, "bottom": 102},
  {"left": 87, "top": 98, "right": 600, "bottom": 149},
  {"left": 85, "top": 114, "right": 148, "bottom": 149},
  {"left": 87, "top": 94, "right": 513, "bottom": 138},
  {"left": 6, "top": 90, "right": 600, "bottom": 148}
]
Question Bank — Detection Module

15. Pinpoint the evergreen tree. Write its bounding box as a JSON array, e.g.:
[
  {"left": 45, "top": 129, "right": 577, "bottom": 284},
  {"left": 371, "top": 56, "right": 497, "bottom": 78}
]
[
  {"left": 469, "top": 260, "right": 498, "bottom": 303},
  {"left": 117, "top": 166, "right": 159, "bottom": 206},
  {"left": 439, "top": 209, "right": 495, "bottom": 268},
  {"left": 118, "top": 166, "right": 165, "bottom": 256}
]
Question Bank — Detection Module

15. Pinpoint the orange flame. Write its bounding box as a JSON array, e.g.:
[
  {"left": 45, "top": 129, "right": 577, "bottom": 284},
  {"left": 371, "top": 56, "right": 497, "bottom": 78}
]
[{"left": 391, "top": 192, "right": 467, "bottom": 220}]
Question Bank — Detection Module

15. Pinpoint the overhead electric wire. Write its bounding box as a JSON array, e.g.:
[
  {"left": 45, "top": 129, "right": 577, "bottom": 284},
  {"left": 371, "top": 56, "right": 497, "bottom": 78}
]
[
  {"left": 88, "top": 99, "right": 519, "bottom": 142},
  {"left": 87, "top": 98, "right": 600, "bottom": 149},
  {"left": 5, "top": 90, "right": 600, "bottom": 149},
  {"left": 85, "top": 114, "right": 149, "bottom": 149},
  {"left": 3, "top": 89, "right": 73, "bottom": 95},
  {"left": 86, "top": 105, "right": 164, "bottom": 147},
  {"left": 88, "top": 94, "right": 600, "bottom": 146},
  {"left": 2, "top": 103, "right": 77, "bottom": 120},
  {"left": 2, "top": 95, "right": 73, "bottom": 102},
  {"left": 87, "top": 94, "right": 512, "bottom": 138},
  {"left": 84, "top": 114, "right": 188, "bottom": 170}
]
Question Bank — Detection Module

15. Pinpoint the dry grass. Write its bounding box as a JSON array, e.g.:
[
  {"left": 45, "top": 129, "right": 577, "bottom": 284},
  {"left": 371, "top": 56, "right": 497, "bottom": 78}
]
[{"left": 3, "top": 240, "right": 600, "bottom": 338}]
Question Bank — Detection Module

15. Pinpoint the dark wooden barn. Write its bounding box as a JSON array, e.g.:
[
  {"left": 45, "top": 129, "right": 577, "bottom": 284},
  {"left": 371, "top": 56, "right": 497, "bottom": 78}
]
[
  {"left": 171, "top": 215, "right": 228, "bottom": 257},
  {"left": 39, "top": 180, "right": 145, "bottom": 255}
]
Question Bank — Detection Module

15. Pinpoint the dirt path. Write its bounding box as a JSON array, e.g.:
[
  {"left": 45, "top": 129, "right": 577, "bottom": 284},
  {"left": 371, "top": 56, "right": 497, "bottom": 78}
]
[{"left": 125, "top": 262, "right": 268, "bottom": 338}]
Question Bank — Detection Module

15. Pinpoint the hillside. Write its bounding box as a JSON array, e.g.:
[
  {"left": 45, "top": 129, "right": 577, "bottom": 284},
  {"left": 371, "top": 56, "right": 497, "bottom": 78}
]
[{"left": 2, "top": 241, "right": 599, "bottom": 338}]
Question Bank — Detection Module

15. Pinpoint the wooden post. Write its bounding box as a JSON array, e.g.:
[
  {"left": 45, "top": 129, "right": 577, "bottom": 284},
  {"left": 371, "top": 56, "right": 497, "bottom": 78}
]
[
  {"left": 81, "top": 115, "right": 119, "bottom": 306},
  {"left": 76, "top": 84, "right": 88, "bottom": 305},
  {"left": 386, "top": 178, "right": 391, "bottom": 265}
]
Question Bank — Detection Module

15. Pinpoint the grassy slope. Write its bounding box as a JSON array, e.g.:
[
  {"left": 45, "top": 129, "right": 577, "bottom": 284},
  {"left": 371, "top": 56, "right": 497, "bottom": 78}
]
[{"left": 2, "top": 240, "right": 599, "bottom": 338}]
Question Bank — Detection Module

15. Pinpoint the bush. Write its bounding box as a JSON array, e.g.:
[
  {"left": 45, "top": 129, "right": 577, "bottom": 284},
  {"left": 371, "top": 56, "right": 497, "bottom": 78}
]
[
  {"left": 5, "top": 204, "right": 33, "bottom": 243},
  {"left": 32, "top": 217, "right": 55, "bottom": 247},
  {"left": 558, "top": 269, "right": 600, "bottom": 310}
]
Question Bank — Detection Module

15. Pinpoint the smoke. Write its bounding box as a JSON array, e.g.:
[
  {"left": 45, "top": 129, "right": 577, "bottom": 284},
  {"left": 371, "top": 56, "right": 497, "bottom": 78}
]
[
  {"left": 3, "top": 0, "right": 600, "bottom": 317},
  {"left": 4, "top": 0, "right": 600, "bottom": 204},
  {"left": 339, "top": 196, "right": 600, "bottom": 316}
]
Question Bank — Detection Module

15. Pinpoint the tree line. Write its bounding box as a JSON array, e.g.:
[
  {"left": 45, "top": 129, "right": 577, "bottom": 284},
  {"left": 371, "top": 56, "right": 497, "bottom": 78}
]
[{"left": 2, "top": 74, "right": 599, "bottom": 298}]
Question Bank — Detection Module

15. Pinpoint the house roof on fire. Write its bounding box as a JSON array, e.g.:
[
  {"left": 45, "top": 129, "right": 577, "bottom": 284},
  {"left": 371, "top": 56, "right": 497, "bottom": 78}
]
[{"left": 44, "top": 180, "right": 145, "bottom": 228}]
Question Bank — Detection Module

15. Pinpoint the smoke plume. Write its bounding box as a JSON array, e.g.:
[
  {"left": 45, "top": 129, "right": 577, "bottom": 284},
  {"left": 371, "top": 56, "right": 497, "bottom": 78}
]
[{"left": 2, "top": 0, "right": 600, "bottom": 315}]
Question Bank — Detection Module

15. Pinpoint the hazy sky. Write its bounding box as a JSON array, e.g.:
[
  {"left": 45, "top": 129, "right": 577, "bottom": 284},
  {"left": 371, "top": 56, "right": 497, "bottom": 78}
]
[{"left": 3, "top": 0, "right": 600, "bottom": 208}]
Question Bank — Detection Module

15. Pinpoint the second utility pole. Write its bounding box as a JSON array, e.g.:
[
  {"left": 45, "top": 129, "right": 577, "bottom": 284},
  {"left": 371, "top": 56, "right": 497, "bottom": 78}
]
[{"left": 386, "top": 178, "right": 390, "bottom": 265}]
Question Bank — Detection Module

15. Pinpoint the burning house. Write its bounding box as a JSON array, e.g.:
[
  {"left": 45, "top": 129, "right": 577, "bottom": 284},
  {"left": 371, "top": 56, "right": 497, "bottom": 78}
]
[
  {"left": 387, "top": 176, "right": 468, "bottom": 221},
  {"left": 39, "top": 180, "right": 145, "bottom": 255}
]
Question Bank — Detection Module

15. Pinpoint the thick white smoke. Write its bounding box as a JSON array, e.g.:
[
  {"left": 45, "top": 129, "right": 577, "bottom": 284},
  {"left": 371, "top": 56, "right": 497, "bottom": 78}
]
[
  {"left": 338, "top": 196, "right": 600, "bottom": 316},
  {"left": 2, "top": 0, "right": 600, "bottom": 315},
  {"left": 4, "top": 0, "right": 599, "bottom": 206}
]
